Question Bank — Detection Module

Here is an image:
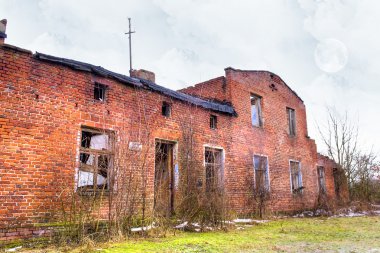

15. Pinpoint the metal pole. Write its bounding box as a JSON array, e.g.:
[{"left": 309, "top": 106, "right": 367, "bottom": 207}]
[
  {"left": 125, "top": 18, "right": 135, "bottom": 76},
  {"left": 128, "top": 18, "right": 132, "bottom": 75}
]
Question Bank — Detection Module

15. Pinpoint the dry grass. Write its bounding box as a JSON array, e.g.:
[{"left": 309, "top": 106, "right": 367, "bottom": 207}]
[{"left": 8, "top": 216, "right": 380, "bottom": 253}]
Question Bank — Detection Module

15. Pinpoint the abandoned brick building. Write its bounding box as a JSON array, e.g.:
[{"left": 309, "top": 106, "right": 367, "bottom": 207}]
[{"left": 0, "top": 20, "right": 348, "bottom": 241}]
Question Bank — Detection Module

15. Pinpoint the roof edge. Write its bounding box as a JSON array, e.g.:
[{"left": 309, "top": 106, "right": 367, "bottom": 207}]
[
  {"left": 224, "top": 67, "right": 304, "bottom": 103},
  {"left": 34, "top": 52, "right": 142, "bottom": 87},
  {"left": 31, "top": 52, "right": 236, "bottom": 116},
  {"left": 179, "top": 76, "right": 225, "bottom": 92},
  {"left": 1, "top": 43, "right": 32, "bottom": 54}
]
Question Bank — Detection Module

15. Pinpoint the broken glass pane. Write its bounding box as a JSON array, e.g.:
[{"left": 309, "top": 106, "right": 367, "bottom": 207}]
[
  {"left": 290, "top": 161, "right": 302, "bottom": 192},
  {"left": 80, "top": 153, "right": 95, "bottom": 167},
  {"left": 78, "top": 170, "right": 95, "bottom": 188},
  {"left": 81, "top": 131, "right": 110, "bottom": 150},
  {"left": 251, "top": 104, "right": 258, "bottom": 126},
  {"left": 251, "top": 95, "right": 261, "bottom": 127}
]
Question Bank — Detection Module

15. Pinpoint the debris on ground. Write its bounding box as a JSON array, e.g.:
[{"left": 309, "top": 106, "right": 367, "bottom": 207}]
[
  {"left": 290, "top": 203, "right": 380, "bottom": 219},
  {"left": 174, "top": 222, "right": 204, "bottom": 232},
  {"left": 130, "top": 223, "right": 155, "bottom": 232},
  {"left": 175, "top": 221, "right": 188, "bottom": 229},
  {"left": 172, "top": 204, "right": 380, "bottom": 232},
  {"left": 173, "top": 218, "right": 270, "bottom": 232},
  {"left": 233, "top": 218, "right": 270, "bottom": 224},
  {"left": 5, "top": 246, "right": 22, "bottom": 252}
]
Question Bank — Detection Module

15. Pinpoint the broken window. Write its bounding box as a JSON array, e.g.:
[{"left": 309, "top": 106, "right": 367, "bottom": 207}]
[
  {"left": 290, "top": 161, "right": 303, "bottom": 194},
  {"left": 287, "top": 107, "right": 296, "bottom": 136},
  {"left": 210, "top": 115, "right": 217, "bottom": 129},
  {"left": 205, "top": 147, "right": 223, "bottom": 192},
  {"left": 253, "top": 155, "right": 269, "bottom": 191},
  {"left": 162, "top": 102, "right": 171, "bottom": 117},
  {"left": 317, "top": 166, "right": 326, "bottom": 194},
  {"left": 78, "top": 127, "right": 113, "bottom": 193},
  {"left": 251, "top": 94, "right": 262, "bottom": 127},
  {"left": 94, "top": 83, "right": 106, "bottom": 101}
]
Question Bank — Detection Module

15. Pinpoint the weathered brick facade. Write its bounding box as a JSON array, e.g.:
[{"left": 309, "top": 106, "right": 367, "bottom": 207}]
[{"left": 0, "top": 33, "right": 347, "bottom": 241}]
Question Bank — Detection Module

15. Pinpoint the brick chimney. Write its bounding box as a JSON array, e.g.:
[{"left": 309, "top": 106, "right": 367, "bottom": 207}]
[
  {"left": 0, "top": 19, "right": 7, "bottom": 44},
  {"left": 130, "top": 69, "right": 155, "bottom": 83}
]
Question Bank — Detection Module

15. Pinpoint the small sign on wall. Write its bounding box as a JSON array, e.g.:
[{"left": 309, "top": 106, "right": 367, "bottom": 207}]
[{"left": 129, "top": 142, "right": 142, "bottom": 151}]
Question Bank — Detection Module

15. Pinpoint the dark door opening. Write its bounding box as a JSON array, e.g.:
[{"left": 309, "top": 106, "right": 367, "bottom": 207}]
[
  {"left": 333, "top": 168, "right": 341, "bottom": 200},
  {"left": 154, "top": 140, "right": 175, "bottom": 217}
]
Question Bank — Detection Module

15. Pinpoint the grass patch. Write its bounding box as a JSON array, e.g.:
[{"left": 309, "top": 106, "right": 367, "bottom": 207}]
[
  {"left": 100, "top": 217, "right": 380, "bottom": 253},
  {"left": 13, "top": 216, "right": 380, "bottom": 252}
]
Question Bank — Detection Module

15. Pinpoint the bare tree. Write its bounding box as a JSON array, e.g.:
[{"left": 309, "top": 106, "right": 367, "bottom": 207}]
[
  {"left": 175, "top": 107, "right": 230, "bottom": 229},
  {"left": 318, "top": 108, "right": 379, "bottom": 200},
  {"left": 352, "top": 152, "right": 379, "bottom": 201}
]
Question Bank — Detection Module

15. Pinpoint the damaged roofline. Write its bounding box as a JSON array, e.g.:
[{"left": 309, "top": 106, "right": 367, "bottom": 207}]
[
  {"left": 34, "top": 52, "right": 142, "bottom": 87},
  {"left": 139, "top": 78, "right": 237, "bottom": 116},
  {"left": 225, "top": 67, "right": 304, "bottom": 103},
  {"left": 33, "top": 52, "right": 237, "bottom": 116}
]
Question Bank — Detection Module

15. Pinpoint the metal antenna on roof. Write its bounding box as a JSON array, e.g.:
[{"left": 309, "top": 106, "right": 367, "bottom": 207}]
[{"left": 125, "top": 18, "right": 135, "bottom": 76}]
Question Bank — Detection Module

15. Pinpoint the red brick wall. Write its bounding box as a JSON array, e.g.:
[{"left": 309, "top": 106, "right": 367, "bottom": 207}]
[
  {"left": 317, "top": 154, "right": 349, "bottom": 204},
  {"left": 179, "top": 76, "right": 228, "bottom": 102},
  {"left": 0, "top": 44, "right": 343, "bottom": 241},
  {"left": 196, "top": 68, "right": 320, "bottom": 213},
  {"left": 0, "top": 44, "right": 232, "bottom": 241}
]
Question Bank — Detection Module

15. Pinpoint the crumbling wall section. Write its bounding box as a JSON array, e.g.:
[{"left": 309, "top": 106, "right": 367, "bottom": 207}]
[
  {"left": 317, "top": 154, "right": 350, "bottom": 205},
  {"left": 179, "top": 76, "right": 229, "bottom": 103}
]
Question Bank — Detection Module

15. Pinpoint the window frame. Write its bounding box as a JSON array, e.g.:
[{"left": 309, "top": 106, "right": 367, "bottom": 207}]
[
  {"left": 77, "top": 127, "right": 114, "bottom": 194},
  {"left": 94, "top": 82, "right": 107, "bottom": 102},
  {"left": 287, "top": 107, "right": 296, "bottom": 136},
  {"left": 250, "top": 94, "right": 263, "bottom": 127},
  {"left": 317, "top": 166, "right": 326, "bottom": 194},
  {"left": 204, "top": 146, "right": 224, "bottom": 193},
  {"left": 289, "top": 160, "right": 303, "bottom": 194},
  {"left": 210, "top": 114, "right": 217, "bottom": 129},
  {"left": 253, "top": 154, "right": 270, "bottom": 192},
  {"left": 162, "top": 101, "right": 171, "bottom": 117}
]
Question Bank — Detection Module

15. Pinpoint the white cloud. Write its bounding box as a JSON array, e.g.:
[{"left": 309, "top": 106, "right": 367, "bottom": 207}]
[
  {"left": 297, "top": 0, "right": 380, "bottom": 153},
  {"left": 0, "top": 0, "right": 378, "bottom": 153}
]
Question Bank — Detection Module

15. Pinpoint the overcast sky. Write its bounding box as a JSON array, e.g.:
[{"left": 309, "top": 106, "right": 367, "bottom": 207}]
[{"left": 1, "top": 0, "right": 379, "bottom": 154}]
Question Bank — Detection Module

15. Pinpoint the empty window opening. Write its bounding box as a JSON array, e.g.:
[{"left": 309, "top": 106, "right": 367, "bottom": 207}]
[
  {"left": 210, "top": 115, "right": 217, "bottom": 129},
  {"left": 205, "top": 147, "right": 223, "bottom": 192},
  {"left": 254, "top": 155, "right": 269, "bottom": 191},
  {"left": 78, "top": 127, "right": 113, "bottom": 192},
  {"left": 287, "top": 107, "right": 296, "bottom": 136},
  {"left": 94, "top": 83, "right": 106, "bottom": 101},
  {"left": 162, "top": 102, "right": 171, "bottom": 117},
  {"left": 290, "top": 161, "right": 303, "bottom": 194},
  {"left": 317, "top": 166, "right": 326, "bottom": 194},
  {"left": 251, "top": 94, "right": 262, "bottom": 127}
]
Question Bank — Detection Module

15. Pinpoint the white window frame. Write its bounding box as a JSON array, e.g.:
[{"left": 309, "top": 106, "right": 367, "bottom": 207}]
[
  {"left": 289, "top": 159, "right": 303, "bottom": 194},
  {"left": 203, "top": 144, "right": 225, "bottom": 190},
  {"left": 251, "top": 94, "right": 263, "bottom": 127}
]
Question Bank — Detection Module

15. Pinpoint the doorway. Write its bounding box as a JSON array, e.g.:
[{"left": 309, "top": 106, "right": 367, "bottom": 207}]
[{"left": 154, "top": 140, "right": 175, "bottom": 217}]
